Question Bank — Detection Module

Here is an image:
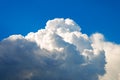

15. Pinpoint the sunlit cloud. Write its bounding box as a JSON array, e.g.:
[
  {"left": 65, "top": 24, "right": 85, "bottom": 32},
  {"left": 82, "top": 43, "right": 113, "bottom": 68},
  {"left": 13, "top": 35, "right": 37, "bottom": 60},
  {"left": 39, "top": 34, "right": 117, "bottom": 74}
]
[{"left": 0, "top": 18, "right": 119, "bottom": 80}]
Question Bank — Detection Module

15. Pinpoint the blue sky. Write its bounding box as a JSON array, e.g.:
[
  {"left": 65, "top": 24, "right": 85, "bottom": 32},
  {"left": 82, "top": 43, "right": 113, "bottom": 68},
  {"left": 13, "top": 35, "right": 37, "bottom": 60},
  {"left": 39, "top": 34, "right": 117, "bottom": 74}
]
[{"left": 0, "top": 0, "right": 120, "bottom": 43}]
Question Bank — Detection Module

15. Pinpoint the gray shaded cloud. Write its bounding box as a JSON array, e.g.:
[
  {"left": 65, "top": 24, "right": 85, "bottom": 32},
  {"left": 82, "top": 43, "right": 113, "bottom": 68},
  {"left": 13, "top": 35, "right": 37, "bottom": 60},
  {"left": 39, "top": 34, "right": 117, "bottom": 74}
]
[{"left": 0, "top": 18, "right": 109, "bottom": 80}]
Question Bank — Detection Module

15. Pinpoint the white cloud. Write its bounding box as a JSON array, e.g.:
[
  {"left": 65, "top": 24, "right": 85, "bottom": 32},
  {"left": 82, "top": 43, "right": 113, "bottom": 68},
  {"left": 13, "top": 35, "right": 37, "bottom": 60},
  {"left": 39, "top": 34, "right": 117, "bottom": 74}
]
[
  {"left": 0, "top": 18, "right": 119, "bottom": 80},
  {"left": 91, "top": 33, "right": 120, "bottom": 80}
]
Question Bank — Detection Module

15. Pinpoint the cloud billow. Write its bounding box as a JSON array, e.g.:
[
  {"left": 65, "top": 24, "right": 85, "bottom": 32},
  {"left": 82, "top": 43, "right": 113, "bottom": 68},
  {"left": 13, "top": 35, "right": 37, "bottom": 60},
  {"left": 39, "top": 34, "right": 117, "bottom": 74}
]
[{"left": 0, "top": 18, "right": 119, "bottom": 80}]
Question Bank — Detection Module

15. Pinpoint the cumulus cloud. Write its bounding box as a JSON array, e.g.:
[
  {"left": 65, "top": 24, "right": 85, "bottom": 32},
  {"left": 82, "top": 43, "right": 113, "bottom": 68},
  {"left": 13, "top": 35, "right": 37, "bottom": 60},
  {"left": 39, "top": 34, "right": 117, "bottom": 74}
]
[
  {"left": 0, "top": 18, "right": 119, "bottom": 80},
  {"left": 90, "top": 33, "right": 120, "bottom": 80}
]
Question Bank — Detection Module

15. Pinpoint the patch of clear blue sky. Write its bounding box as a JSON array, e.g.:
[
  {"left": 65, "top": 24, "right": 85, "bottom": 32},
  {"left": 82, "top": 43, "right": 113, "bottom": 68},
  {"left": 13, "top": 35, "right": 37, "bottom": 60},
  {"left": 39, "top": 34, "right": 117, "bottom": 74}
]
[{"left": 0, "top": 0, "right": 120, "bottom": 43}]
